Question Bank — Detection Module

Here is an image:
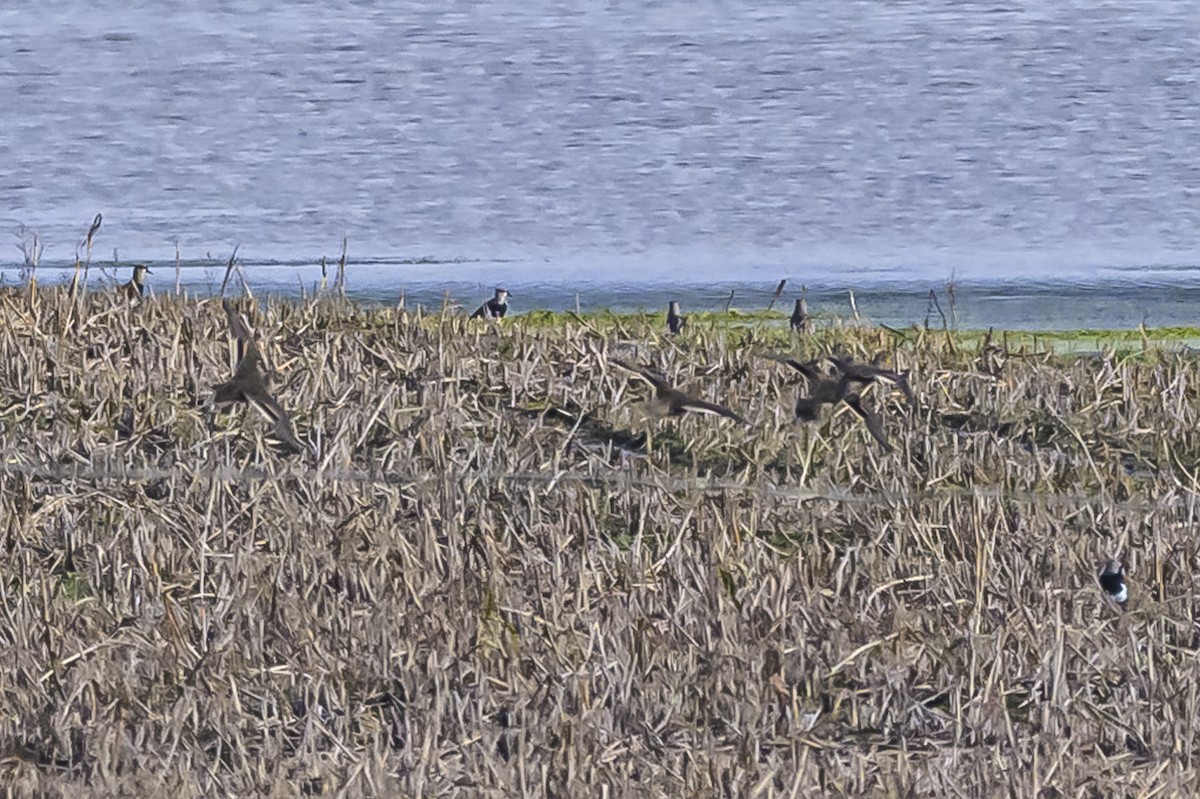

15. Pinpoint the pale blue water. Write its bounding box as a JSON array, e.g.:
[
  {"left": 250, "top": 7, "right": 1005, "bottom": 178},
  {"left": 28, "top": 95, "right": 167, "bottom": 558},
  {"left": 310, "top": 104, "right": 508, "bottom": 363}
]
[{"left": 2, "top": 1, "right": 1199, "bottom": 327}]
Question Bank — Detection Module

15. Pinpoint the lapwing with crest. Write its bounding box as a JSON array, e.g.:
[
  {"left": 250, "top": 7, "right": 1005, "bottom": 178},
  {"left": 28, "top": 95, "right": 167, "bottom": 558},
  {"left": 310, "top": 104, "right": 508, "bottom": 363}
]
[
  {"left": 666, "top": 301, "right": 687, "bottom": 335},
  {"left": 121, "top": 264, "right": 152, "bottom": 303},
  {"left": 470, "top": 287, "right": 510, "bottom": 320}
]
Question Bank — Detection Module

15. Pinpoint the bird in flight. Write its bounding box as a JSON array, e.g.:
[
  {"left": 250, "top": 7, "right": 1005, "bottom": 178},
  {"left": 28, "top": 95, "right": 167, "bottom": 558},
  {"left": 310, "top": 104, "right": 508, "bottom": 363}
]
[
  {"left": 212, "top": 300, "right": 306, "bottom": 454},
  {"left": 612, "top": 359, "right": 748, "bottom": 424},
  {"left": 773, "top": 356, "right": 892, "bottom": 452},
  {"left": 827, "top": 354, "right": 916, "bottom": 408}
]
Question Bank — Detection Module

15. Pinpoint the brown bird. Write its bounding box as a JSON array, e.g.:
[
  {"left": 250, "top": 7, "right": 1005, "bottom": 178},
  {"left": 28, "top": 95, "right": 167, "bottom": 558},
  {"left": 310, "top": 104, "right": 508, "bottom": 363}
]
[
  {"left": 777, "top": 357, "right": 856, "bottom": 418},
  {"left": 212, "top": 300, "right": 306, "bottom": 454},
  {"left": 612, "top": 359, "right": 748, "bottom": 424},
  {"left": 666, "top": 301, "right": 687, "bottom": 335},
  {"left": 773, "top": 356, "right": 892, "bottom": 452},
  {"left": 121, "top": 264, "right": 152, "bottom": 301},
  {"left": 789, "top": 297, "right": 808, "bottom": 332},
  {"left": 827, "top": 354, "right": 916, "bottom": 407}
]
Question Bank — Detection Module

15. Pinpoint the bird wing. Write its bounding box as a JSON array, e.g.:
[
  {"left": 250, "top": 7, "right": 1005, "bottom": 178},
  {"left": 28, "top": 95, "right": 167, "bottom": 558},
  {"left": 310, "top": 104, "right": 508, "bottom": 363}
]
[
  {"left": 863, "top": 367, "right": 917, "bottom": 407},
  {"left": 892, "top": 372, "right": 917, "bottom": 406},
  {"left": 831, "top": 357, "right": 916, "bottom": 406},
  {"left": 222, "top": 299, "right": 267, "bottom": 374},
  {"left": 222, "top": 299, "right": 256, "bottom": 344},
  {"left": 772, "top": 356, "right": 823, "bottom": 383},
  {"left": 211, "top": 379, "right": 244, "bottom": 405},
  {"left": 842, "top": 393, "right": 893, "bottom": 452},
  {"left": 611, "top": 359, "right": 670, "bottom": 392},
  {"left": 827, "top": 356, "right": 876, "bottom": 385},
  {"left": 673, "top": 392, "right": 748, "bottom": 424},
  {"left": 244, "top": 385, "right": 306, "bottom": 454}
]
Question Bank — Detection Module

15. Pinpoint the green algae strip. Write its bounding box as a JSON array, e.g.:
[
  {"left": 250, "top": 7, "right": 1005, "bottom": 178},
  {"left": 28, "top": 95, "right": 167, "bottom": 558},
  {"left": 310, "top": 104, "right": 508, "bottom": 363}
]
[{"left": 507, "top": 307, "right": 1200, "bottom": 351}]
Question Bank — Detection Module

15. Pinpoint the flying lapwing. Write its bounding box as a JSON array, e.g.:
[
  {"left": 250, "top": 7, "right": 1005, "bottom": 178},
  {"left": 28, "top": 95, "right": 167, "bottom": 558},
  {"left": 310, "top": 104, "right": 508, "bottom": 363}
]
[
  {"left": 612, "top": 359, "right": 748, "bottom": 424},
  {"left": 827, "top": 354, "right": 916, "bottom": 408},
  {"left": 212, "top": 300, "right": 306, "bottom": 454},
  {"left": 773, "top": 356, "right": 892, "bottom": 452}
]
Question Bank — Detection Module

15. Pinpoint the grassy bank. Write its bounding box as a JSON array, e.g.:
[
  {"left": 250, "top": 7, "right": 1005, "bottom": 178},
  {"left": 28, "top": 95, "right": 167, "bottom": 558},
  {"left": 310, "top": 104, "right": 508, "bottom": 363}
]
[{"left": 2, "top": 286, "right": 1199, "bottom": 796}]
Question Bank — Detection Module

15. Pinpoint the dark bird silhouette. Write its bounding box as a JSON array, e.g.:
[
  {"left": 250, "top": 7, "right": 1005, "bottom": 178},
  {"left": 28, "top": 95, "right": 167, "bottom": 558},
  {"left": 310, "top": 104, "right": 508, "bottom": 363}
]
[
  {"left": 470, "top": 287, "right": 510, "bottom": 319},
  {"left": 612, "top": 359, "right": 748, "bottom": 424},
  {"left": 212, "top": 300, "right": 306, "bottom": 454},
  {"left": 121, "top": 264, "right": 152, "bottom": 301},
  {"left": 841, "top": 392, "right": 892, "bottom": 452},
  {"left": 666, "top": 301, "right": 687, "bottom": 335},
  {"left": 827, "top": 354, "right": 916, "bottom": 407},
  {"left": 1099, "top": 560, "right": 1127, "bottom": 606},
  {"left": 778, "top": 358, "right": 849, "bottom": 420},
  {"left": 789, "top": 298, "right": 808, "bottom": 332},
  {"left": 773, "top": 356, "right": 892, "bottom": 452}
]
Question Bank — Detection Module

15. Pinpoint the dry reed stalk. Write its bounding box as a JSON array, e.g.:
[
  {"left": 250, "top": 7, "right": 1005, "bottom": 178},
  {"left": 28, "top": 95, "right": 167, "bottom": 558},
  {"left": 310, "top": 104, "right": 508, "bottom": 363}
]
[{"left": 0, "top": 288, "right": 1198, "bottom": 795}]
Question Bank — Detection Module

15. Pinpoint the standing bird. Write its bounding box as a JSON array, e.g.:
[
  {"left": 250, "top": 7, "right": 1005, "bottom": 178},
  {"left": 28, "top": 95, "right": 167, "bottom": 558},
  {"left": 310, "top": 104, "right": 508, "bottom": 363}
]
[
  {"left": 1099, "top": 560, "right": 1128, "bottom": 606},
  {"left": 212, "top": 300, "right": 306, "bottom": 454},
  {"left": 827, "top": 354, "right": 916, "bottom": 407},
  {"left": 121, "top": 264, "right": 152, "bottom": 301},
  {"left": 470, "top": 287, "right": 510, "bottom": 319},
  {"left": 666, "top": 301, "right": 687, "bottom": 335},
  {"left": 612, "top": 359, "right": 748, "bottom": 424},
  {"left": 774, "top": 356, "right": 892, "bottom": 452},
  {"left": 789, "top": 298, "right": 809, "bottom": 332}
]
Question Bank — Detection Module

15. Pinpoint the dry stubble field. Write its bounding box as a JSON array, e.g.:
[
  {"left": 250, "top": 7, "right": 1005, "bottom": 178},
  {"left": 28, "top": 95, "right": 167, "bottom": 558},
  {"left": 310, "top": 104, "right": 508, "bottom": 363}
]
[{"left": 1, "top": 286, "right": 1199, "bottom": 797}]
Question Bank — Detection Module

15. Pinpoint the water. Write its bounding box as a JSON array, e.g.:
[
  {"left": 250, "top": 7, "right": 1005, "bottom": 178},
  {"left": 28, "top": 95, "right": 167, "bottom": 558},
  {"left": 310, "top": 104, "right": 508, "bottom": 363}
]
[{"left": 3, "top": 1, "right": 1199, "bottom": 327}]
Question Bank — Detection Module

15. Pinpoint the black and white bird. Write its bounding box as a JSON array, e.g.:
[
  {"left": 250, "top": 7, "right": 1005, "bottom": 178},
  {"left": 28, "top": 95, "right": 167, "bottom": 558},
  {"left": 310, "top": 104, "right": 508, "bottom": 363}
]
[
  {"left": 666, "top": 301, "right": 687, "bottom": 335},
  {"left": 121, "top": 264, "right": 152, "bottom": 301},
  {"left": 1099, "top": 560, "right": 1128, "bottom": 606},
  {"left": 470, "top": 287, "right": 510, "bottom": 319}
]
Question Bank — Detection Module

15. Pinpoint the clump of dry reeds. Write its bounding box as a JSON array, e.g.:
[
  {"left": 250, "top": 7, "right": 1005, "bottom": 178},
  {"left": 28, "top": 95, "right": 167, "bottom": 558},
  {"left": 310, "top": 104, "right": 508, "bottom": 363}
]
[{"left": 1, "top": 285, "right": 1199, "bottom": 796}]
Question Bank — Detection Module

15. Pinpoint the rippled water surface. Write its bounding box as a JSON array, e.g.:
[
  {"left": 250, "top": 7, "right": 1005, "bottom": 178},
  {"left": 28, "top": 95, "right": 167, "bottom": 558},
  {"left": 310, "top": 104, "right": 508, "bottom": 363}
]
[{"left": 2, "top": 1, "right": 1199, "bottom": 323}]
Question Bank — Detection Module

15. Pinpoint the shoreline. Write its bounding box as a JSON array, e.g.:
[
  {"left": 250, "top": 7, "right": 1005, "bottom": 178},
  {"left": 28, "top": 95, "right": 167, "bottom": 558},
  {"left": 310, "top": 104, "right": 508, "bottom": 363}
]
[
  {"left": 8, "top": 281, "right": 1200, "bottom": 351},
  {"left": 6, "top": 259, "right": 1200, "bottom": 332}
]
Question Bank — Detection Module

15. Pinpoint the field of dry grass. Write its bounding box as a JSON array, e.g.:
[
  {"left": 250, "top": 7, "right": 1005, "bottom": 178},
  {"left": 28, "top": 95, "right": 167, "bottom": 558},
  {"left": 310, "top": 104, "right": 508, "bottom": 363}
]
[{"left": 2, "top": 285, "right": 1199, "bottom": 797}]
